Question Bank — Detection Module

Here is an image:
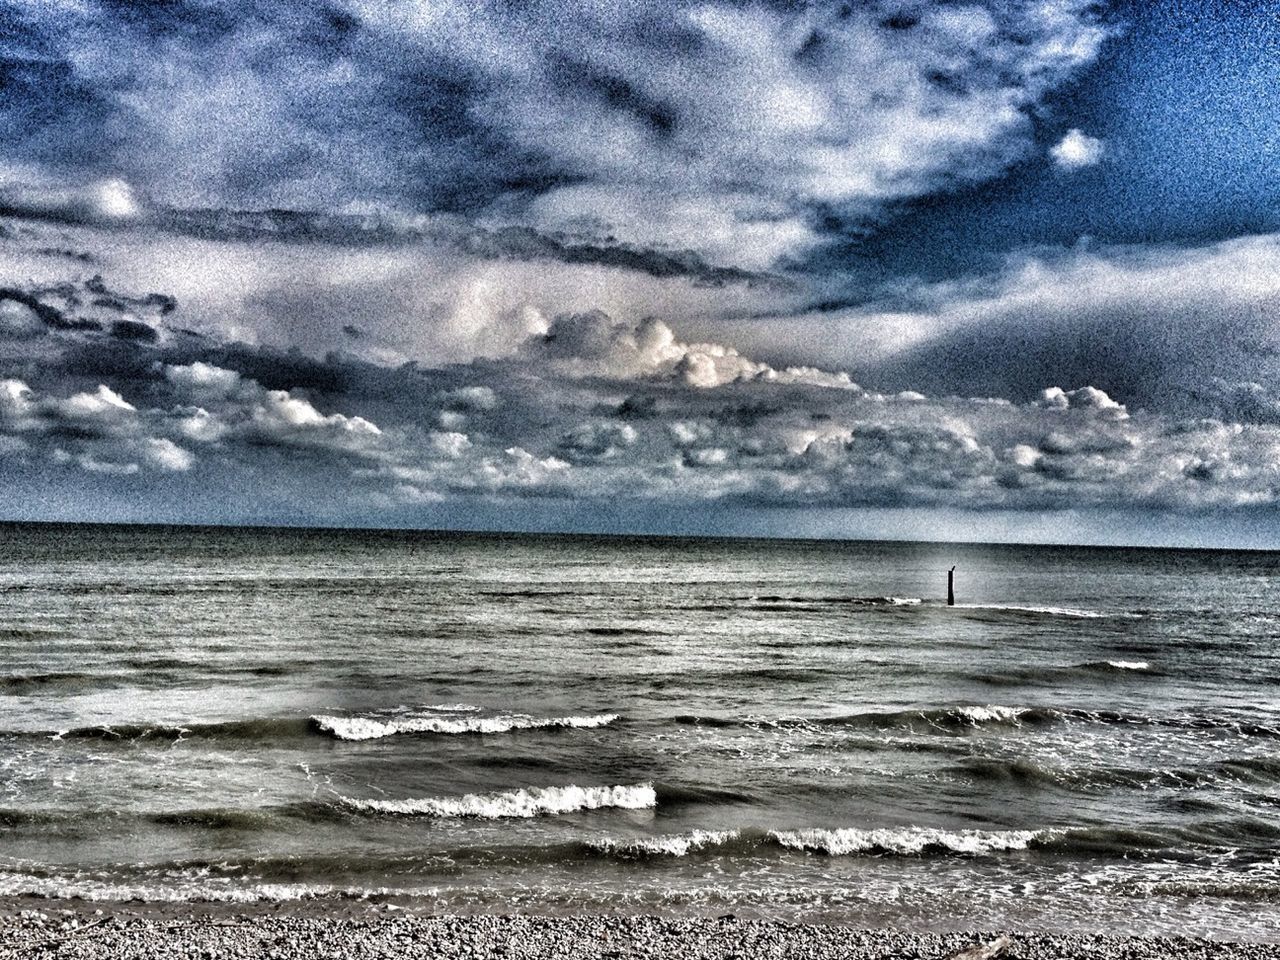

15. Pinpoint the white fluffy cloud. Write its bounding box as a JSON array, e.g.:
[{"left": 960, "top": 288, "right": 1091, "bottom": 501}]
[
  {"left": 0, "top": 377, "right": 190, "bottom": 475},
  {"left": 0, "top": 362, "right": 394, "bottom": 480},
  {"left": 1050, "top": 128, "right": 1105, "bottom": 169},
  {"left": 524, "top": 312, "right": 858, "bottom": 389}
]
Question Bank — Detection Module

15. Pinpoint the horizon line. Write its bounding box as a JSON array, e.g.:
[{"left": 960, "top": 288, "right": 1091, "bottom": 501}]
[{"left": 0, "top": 516, "right": 1274, "bottom": 556}]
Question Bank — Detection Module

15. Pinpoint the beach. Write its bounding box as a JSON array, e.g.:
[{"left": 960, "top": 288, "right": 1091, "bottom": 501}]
[{"left": 5, "top": 903, "right": 1280, "bottom": 960}]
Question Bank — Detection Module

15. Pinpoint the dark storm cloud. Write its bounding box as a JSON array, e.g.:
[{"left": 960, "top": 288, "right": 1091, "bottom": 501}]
[
  {"left": 712, "top": 236, "right": 1280, "bottom": 417},
  {"left": 0, "top": 181, "right": 780, "bottom": 287}
]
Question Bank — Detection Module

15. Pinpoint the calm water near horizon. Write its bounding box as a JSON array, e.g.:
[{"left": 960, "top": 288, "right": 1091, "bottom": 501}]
[{"left": 2, "top": 522, "right": 1279, "bottom": 938}]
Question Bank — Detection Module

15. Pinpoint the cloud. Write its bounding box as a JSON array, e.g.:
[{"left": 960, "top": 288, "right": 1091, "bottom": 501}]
[
  {"left": 249, "top": 389, "right": 383, "bottom": 453},
  {"left": 711, "top": 233, "right": 1280, "bottom": 417},
  {"left": 2, "top": 265, "right": 1279, "bottom": 525},
  {"left": 0, "top": 375, "right": 190, "bottom": 475},
  {"left": 0, "top": 178, "right": 146, "bottom": 226},
  {"left": 1050, "top": 128, "right": 1105, "bottom": 169},
  {"left": 0, "top": 0, "right": 1108, "bottom": 267},
  {"left": 0, "top": 184, "right": 779, "bottom": 287},
  {"left": 165, "top": 361, "right": 243, "bottom": 399},
  {"left": 142, "top": 437, "right": 195, "bottom": 472},
  {"left": 0, "top": 216, "right": 798, "bottom": 369},
  {"left": 524, "top": 311, "right": 858, "bottom": 389}
]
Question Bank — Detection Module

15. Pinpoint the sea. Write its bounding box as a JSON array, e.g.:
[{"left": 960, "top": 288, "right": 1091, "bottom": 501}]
[{"left": 1, "top": 521, "right": 1279, "bottom": 938}]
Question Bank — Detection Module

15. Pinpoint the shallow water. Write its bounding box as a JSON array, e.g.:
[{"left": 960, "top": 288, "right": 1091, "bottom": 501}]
[{"left": 2, "top": 522, "right": 1279, "bottom": 938}]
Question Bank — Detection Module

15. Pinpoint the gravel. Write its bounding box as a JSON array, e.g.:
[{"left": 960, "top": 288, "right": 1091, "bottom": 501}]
[{"left": 2, "top": 906, "right": 1279, "bottom": 960}]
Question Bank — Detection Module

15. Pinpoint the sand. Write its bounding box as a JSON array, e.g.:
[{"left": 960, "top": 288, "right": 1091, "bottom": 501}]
[{"left": 2, "top": 901, "right": 1278, "bottom": 960}]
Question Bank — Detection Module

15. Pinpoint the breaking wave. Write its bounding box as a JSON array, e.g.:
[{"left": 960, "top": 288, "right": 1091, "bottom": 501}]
[
  {"left": 339, "top": 782, "right": 656, "bottom": 818},
  {"left": 770, "top": 826, "right": 1058, "bottom": 856},
  {"left": 312, "top": 711, "right": 618, "bottom": 741},
  {"left": 588, "top": 829, "right": 742, "bottom": 858}
]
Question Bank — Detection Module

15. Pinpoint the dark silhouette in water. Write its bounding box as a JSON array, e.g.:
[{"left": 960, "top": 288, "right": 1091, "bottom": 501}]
[{"left": 948, "top": 566, "right": 956, "bottom": 606}]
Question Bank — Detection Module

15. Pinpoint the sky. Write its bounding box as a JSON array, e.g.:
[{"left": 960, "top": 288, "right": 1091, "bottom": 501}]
[{"left": 0, "top": 0, "right": 1278, "bottom": 547}]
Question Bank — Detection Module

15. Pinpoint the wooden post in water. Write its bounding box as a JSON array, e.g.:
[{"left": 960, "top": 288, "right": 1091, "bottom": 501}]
[{"left": 947, "top": 566, "right": 956, "bottom": 606}]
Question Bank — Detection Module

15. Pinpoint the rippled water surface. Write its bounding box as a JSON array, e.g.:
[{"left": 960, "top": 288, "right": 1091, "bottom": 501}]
[{"left": 2, "top": 522, "right": 1279, "bottom": 938}]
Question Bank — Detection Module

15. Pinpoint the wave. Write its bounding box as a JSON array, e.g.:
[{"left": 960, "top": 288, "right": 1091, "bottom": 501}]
[
  {"left": 653, "top": 782, "right": 757, "bottom": 807},
  {"left": 770, "top": 825, "right": 1058, "bottom": 856},
  {"left": 582, "top": 626, "right": 669, "bottom": 637},
  {"left": 0, "top": 801, "right": 346, "bottom": 830},
  {"left": 6, "top": 708, "right": 613, "bottom": 743},
  {"left": 312, "top": 711, "right": 618, "bottom": 741},
  {"left": 953, "top": 603, "right": 1111, "bottom": 619},
  {"left": 339, "top": 782, "right": 656, "bottom": 818},
  {"left": 742, "top": 595, "right": 923, "bottom": 607},
  {"left": 675, "top": 705, "right": 1031, "bottom": 732},
  {"left": 1083, "top": 659, "right": 1151, "bottom": 672},
  {"left": 721, "top": 666, "right": 835, "bottom": 683},
  {"left": 0, "top": 670, "right": 126, "bottom": 693},
  {"left": 733, "top": 597, "right": 1138, "bottom": 618},
  {"left": 588, "top": 829, "right": 742, "bottom": 858},
  {"left": 978, "top": 660, "right": 1155, "bottom": 686},
  {"left": 534, "top": 820, "right": 1269, "bottom": 860},
  {"left": 672, "top": 704, "right": 1280, "bottom": 738},
  {"left": 580, "top": 822, "right": 1181, "bottom": 860},
  {"left": 49, "top": 717, "right": 311, "bottom": 742}
]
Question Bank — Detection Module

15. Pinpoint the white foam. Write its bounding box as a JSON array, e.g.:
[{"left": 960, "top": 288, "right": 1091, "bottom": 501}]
[
  {"left": 888, "top": 597, "right": 923, "bottom": 606},
  {"left": 340, "top": 782, "right": 656, "bottom": 818},
  {"left": 952, "top": 705, "right": 1026, "bottom": 724},
  {"left": 589, "top": 829, "right": 739, "bottom": 857},
  {"left": 0, "top": 870, "right": 413, "bottom": 904},
  {"left": 957, "top": 603, "right": 1107, "bottom": 618},
  {"left": 1106, "top": 660, "right": 1150, "bottom": 671},
  {"left": 771, "top": 825, "right": 1058, "bottom": 856},
  {"left": 418, "top": 703, "right": 482, "bottom": 713},
  {"left": 313, "top": 712, "right": 617, "bottom": 741}
]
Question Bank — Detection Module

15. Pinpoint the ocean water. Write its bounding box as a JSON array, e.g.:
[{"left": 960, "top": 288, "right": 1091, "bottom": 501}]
[{"left": 2, "top": 522, "right": 1279, "bottom": 938}]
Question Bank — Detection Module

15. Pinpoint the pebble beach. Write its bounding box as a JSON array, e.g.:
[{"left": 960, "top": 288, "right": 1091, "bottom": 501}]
[{"left": 2, "top": 905, "right": 1279, "bottom": 960}]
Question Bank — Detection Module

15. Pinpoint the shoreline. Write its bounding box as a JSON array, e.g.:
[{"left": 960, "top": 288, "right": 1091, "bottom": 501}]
[{"left": 2, "top": 902, "right": 1279, "bottom": 959}]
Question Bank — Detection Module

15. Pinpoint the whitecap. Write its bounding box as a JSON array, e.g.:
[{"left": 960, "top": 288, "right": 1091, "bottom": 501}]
[
  {"left": 589, "top": 829, "right": 740, "bottom": 857},
  {"left": 770, "top": 825, "right": 1058, "bottom": 856},
  {"left": 339, "top": 782, "right": 656, "bottom": 818},
  {"left": 313, "top": 712, "right": 617, "bottom": 741},
  {"left": 951, "top": 705, "right": 1027, "bottom": 724}
]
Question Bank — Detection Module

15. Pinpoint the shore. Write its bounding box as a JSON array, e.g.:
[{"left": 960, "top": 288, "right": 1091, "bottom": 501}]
[{"left": 2, "top": 902, "right": 1279, "bottom": 960}]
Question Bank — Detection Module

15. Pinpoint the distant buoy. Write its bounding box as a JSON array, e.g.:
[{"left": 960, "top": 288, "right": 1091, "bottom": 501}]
[{"left": 948, "top": 566, "right": 956, "bottom": 606}]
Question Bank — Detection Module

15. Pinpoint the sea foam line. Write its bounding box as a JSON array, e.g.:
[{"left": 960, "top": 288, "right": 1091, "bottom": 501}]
[
  {"left": 956, "top": 603, "right": 1108, "bottom": 619},
  {"left": 312, "top": 712, "right": 618, "bottom": 741},
  {"left": 339, "top": 782, "right": 657, "bottom": 819}
]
